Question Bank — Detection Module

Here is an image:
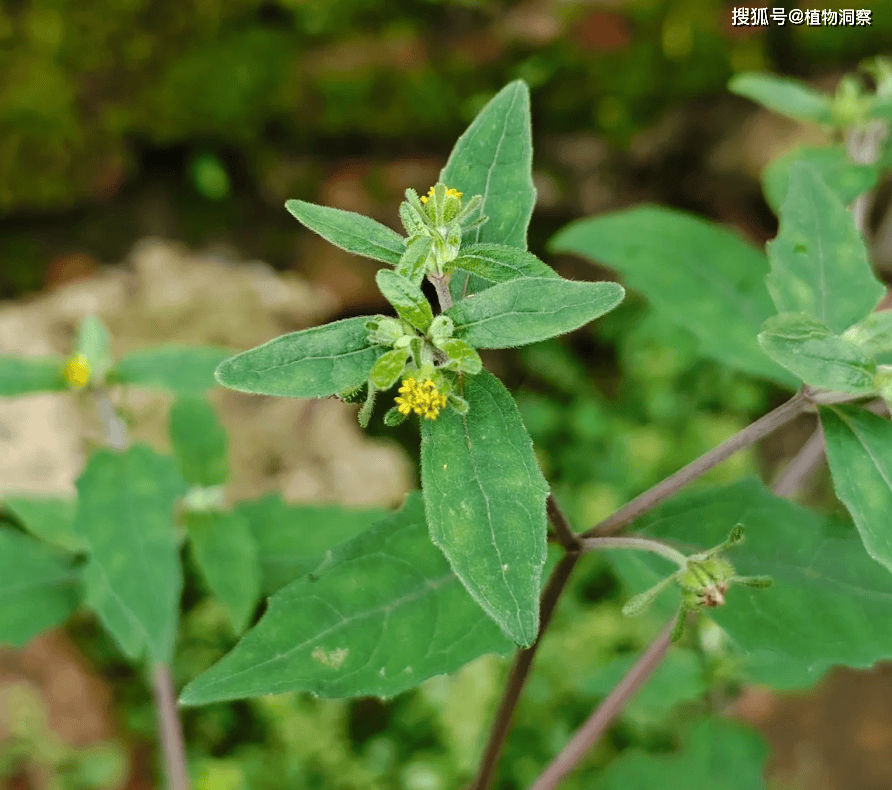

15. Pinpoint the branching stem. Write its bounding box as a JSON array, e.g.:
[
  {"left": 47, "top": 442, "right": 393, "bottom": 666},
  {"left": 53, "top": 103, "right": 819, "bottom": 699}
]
[{"left": 581, "top": 535, "right": 687, "bottom": 567}]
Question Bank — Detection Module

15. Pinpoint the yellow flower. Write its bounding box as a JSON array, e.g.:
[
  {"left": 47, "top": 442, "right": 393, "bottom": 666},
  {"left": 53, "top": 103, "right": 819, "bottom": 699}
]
[
  {"left": 420, "top": 186, "right": 463, "bottom": 204},
  {"left": 394, "top": 376, "right": 448, "bottom": 420},
  {"left": 63, "top": 353, "right": 91, "bottom": 388}
]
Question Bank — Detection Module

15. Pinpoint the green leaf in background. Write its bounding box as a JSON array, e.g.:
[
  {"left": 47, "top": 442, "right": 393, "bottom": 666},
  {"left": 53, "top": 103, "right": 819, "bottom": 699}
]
[
  {"left": 446, "top": 277, "right": 624, "bottom": 349},
  {"left": 420, "top": 370, "right": 548, "bottom": 646},
  {"left": 729, "top": 71, "right": 835, "bottom": 124},
  {"left": 285, "top": 199, "right": 406, "bottom": 265},
  {"left": 1, "top": 495, "right": 86, "bottom": 552},
  {"left": 83, "top": 559, "right": 146, "bottom": 660},
  {"left": 185, "top": 511, "right": 261, "bottom": 634},
  {"left": 757, "top": 313, "right": 876, "bottom": 394},
  {"left": 0, "top": 528, "right": 80, "bottom": 646},
  {"left": 451, "top": 243, "right": 559, "bottom": 284},
  {"left": 113, "top": 345, "right": 231, "bottom": 396},
  {"left": 235, "top": 495, "right": 387, "bottom": 594},
  {"left": 441, "top": 80, "right": 536, "bottom": 300},
  {"left": 766, "top": 161, "right": 884, "bottom": 333},
  {"left": 179, "top": 493, "right": 513, "bottom": 705},
  {"left": 614, "top": 478, "right": 892, "bottom": 689},
  {"left": 821, "top": 405, "right": 892, "bottom": 576},
  {"left": 74, "top": 315, "right": 113, "bottom": 378},
  {"left": 74, "top": 445, "right": 186, "bottom": 662},
  {"left": 843, "top": 310, "right": 892, "bottom": 358},
  {"left": 592, "top": 719, "right": 767, "bottom": 790},
  {"left": 214, "top": 317, "right": 380, "bottom": 398},
  {"left": 375, "top": 269, "right": 434, "bottom": 332},
  {"left": 549, "top": 206, "right": 796, "bottom": 387},
  {"left": 396, "top": 236, "right": 434, "bottom": 286},
  {"left": 0, "top": 356, "right": 67, "bottom": 396},
  {"left": 761, "top": 145, "right": 879, "bottom": 215},
  {"left": 168, "top": 397, "right": 228, "bottom": 487}
]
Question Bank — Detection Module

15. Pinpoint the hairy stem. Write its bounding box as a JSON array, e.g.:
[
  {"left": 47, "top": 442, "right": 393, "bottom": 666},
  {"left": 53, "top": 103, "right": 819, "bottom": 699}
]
[
  {"left": 581, "top": 535, "right": 687, "bottom": 567},
  {"left": 429, "top": 273, "right": 454, "bottom": 311},
  {"left": 547, "top": 493, "right": 582, "bottom": 551}
]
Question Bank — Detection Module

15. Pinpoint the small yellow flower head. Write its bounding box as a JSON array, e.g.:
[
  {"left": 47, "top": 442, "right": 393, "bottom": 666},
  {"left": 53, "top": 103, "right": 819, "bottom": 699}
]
[
  {"left": 63, "top": 353, "right": 91, "bottom": 388},
  {"left": 394, "top": 376, "right": 448, "bottom": 420},
  {"left": 420, "top": 186, "right": 463, "bottom": 204}
]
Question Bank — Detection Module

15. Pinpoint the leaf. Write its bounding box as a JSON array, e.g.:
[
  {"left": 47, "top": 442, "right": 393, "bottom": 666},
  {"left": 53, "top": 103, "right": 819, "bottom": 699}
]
[
  {"left": 74, "top": 445, "right": 186, "bottom": 662},
  {"left": 235, "top": 495, "right": 387, "bottom": 594},
  {"left": 375, "top": 269, "right": 434, "bottom": 332},
  {"left": 757, "top": 313, "right": 876, "bottom": 394},
  {"left": 285, "top": 199, "right": 406, "bottom": 265},
  {"left": 185, "top": 511, "right": 261, "bottom": 634},
  {"left": 729, "top": 71, "right": 835, "bottom": 124},
  {"left": 113, "top": 346, "right": 231, "bottom": 396},
  {"left": 843, "top": 310, "right": 892, "bottom": 357},
  {"left": 437, "top": 339, "right": 482, "bottom": 374},
  {"left": 369, "top": 347, "right": 410, "bottom": 390},
  {"left": 451, "top": 243, "right": 559, "bottom": 284},
  {"left": 168, "top": 397, "right": 228, "bottom": 486},
  {"left": 179, "top": 493, "right": 514, "bottom": 705},
  {"left": 214, "top": 317, "right": 380, "bottom": 398},
  {"left": 0, "top": 356, "right": 67, "bottom": 396},
  {"left": 420, "top": 371, "right": 549, "bottom": 646},
  {"left": 592, "top": 719, "right": 767, "bottom": 790},
  {"left": 821, "top": 405, "right": 892, "bottom": 576},
  {"left": 441, "top": 80, "right": 536, "bottom": 300},
  {"left": 82, "top": 559, "right": 146, "bottom": 659},
  {"left": 614, "top": 477, "right": 892, "bottom": 688},
  {"left": 396, "top": 236, "right": 434, "bottom": 286},
  {"left": 74, "top": 315, "right": 113, "bottom": 377},
  {"left": 766, "top": 162, "right": 884, "bottom": 333},
  {"left": 761, "top": 145, "right": 879, "bottom": 214},
  {"left": 0, "top": 528, "right": 80, "bottom": 646},
  {"left": 446, "top": 277, "right": 625, "bottom": 349},
  {"left": 549, "top": 206, "right": 796, "bottom": 387},
  {"left": 2, "top": 495, "right": 86, "bottom": 552}
]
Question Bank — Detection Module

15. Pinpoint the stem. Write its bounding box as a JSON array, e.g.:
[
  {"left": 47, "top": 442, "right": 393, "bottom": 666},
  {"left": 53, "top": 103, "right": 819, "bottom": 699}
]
[
  {"left": 547, "top": 493, "right": 582, "bottom": 551},
  {"left": 772, "top": 422, "right": 825, "bottom": 498},
  {"left": 580, "top": 535, "right": 687, "bottom": 567},
  {"left": 580, "top": 390, "right": 810, "bottom": 538},
  {"left": 846, "top": 120, "right": 887, "bottom": 236},
  {"left": 429, "top": 273, "right": 454, "bottom": 311},
  {"left": 527, "top": 617, "right": 677, "bottom": 790}
]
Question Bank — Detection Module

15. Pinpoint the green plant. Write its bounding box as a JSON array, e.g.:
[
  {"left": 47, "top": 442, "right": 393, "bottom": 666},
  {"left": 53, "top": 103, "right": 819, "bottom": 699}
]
[{"left": 3, "top": 61, "right": 892, "bottom": 788}]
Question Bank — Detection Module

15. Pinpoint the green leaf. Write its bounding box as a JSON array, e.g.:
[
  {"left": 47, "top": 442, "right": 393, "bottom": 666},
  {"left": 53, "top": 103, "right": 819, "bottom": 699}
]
[
  {"left": 168, "top": 397, "right": 228, "bottom": 487},
  {"left": 821, "top": 405, "right": 892, "bottom": 576},
  {"left": 757, "top": 313, "right": 876, "bottom": 394},
  {"left": 285, "top": 199, "right": 406, "bottom": 265},
  {"left": 396, "top": 236, "right": 434, "bottom": 286},
  {"left": 185, "top": 511, "right": 261, "bottom": 634},
  {"left": 113, "top": 346, "right": 231, "bottom": 396},
  {"left": 766, "top": 161, "right": 884, "bottom": 333},
  {"left": 0, "top": 356, "right": 67, "bottom": 396},
  {"left": 729, "top": 71, "right": 835, "bottom": 124},
  {"left": 75, "top": 316, "right": 113, "bottom": 377},
  {"left": 369, "top": 347, "right": 410, "bottom": 390},
  {"left": 592, "top": 719, "right": 767, "bottom": 790},
  {"left": 843, "top": 310, "right": 892, "bottom": 357},
  {"left": 451, "top": 243, "right": 559, "bottom": 284},
  {"left": 214, "top": 317, "right": 380, "bottom": 398},
  {"left": 2, "top": 495, "right": 86, "bottom": 552},
  {"left": 420, "top": 371, "right": 548, "bottom": 646},
  {"left": 375, "top": 269, "right": 434, "bottom": 332},
  {"left": 82, "top": 559, "right": 146, "bottom": 660},
  {"left": 179, "top": 493, "right": 513, "bottom": 705},
  {"left": 442, "top": 80, "right": 536, "bottom": 300},
  {"left": 437, "top": 339, "right": 482, "bottom": 374},
  {"left": 446, "top": 277, "right": 624, "bottom": 349},
  {"left": 235, "top": 495, "right": 387, "bottom": 594},
  {"left": 761, "top": 145, "right": 879, "bottom": 215},
  {"left": 0, "top": 528, "right": 80, "bottom": 646},
  {"left": 74, "top": 445, "right": 186, "bottom": 662},
  {"left": 549, "top": 206, "right": 796, "bottom": 387}
]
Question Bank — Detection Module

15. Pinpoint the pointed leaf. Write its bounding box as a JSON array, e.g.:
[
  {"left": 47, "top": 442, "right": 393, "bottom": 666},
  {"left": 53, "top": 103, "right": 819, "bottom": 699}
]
[
  {"left": 451, "top": 243, "right": 558, "bottom": 284},
  {"left": 0, "top": 528, "right": 80, "bottom": 646},
  {"left": 82, "top": 559, "right": 146, "bottom": 659},
  {"left": 214, "top": 317, "right": 380, "bottom": 398},
  {"left": 550, "top": 206, "right": 796, "bottom": 386},
  {"left": 0, "top": 356, "right": 67, "bottom": 396},
  {"left": 285, "top": 199, "right": 406, "bottom": 265},
  {"left": 369, "top": 347, "right": 410, "bottom": 390},
  {"left": 375, "top": 269, "right": 434, "bottom": 332},
  {"left": 168, "top": 397, "right": 228, "bottom": 487},
  {"left": 2, "top": 495, "right": 85, "bottom": 552},
  {"left": 821, "top": 405, "right": 892, "bottom": 575},
  {"left": 446, "top": 277, "right": 623, "bottom": 349},
  {"left": 766, "top": 161, "right": 884, "bottom": 333},
  {"left": 729, "top": 72, "right": 835, "bottom": 124},
  {"left": 112, "top": 345, "right": 231, "bottom": 396},
  {"left": 186, "top": 511, "right": 261, "bottom": 634},
  {"left": 843, "top": 310, "right": 892, "bottom": 358},
  {"left": 179, "top": 493, "right": 513, "bottom": 705},
  {"left": 758, "top": 313, "right": 876, "bottom": 394},
  {"left": 420, "top": 371, "right": 548, "bottom": 646},
  {"left": 397, "top": 236, "right": 434, "bottom": 286},
  {"left": 74, "top": 445, "right": 186, "bottom": 662}
]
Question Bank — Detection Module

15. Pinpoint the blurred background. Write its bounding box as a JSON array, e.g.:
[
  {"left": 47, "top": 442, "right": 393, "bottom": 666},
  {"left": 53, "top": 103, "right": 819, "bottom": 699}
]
[{"left": 2, "top": 0, "right": 892, "bottom": 788}]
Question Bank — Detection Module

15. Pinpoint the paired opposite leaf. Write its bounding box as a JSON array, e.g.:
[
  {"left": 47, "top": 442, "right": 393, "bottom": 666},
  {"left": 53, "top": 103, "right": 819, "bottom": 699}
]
[
  {"left": 375, "top": 269, "right": 434, "bottom": 332},
  {"left": 821, "top": 405, "right": 892, "bottom": 576},
  {"left": 113, "top": 346, "right": 231, "bottom": 396},
  {"left": 214, "top": 316, "right": 380, "bottom": 398},
  {"left": 0, "top": 356, "right": 67, "bottom": 396},
  {"left": 179, "top": 493, "right": 513, "bottom": 705},
  {"left": 169, "top": 397, "right": 228, "bottom": 486},
  {"left": 766, "top": 162, "right": 884, "bottom": 333},
  {"left": 2, "top": 495, "right": 85, "bottom": 553},
  {"left": 285, "top": 199, "right": 406, "bottom": 265},
  {"left": 421, "top": 371, "right": 549, "bottom": 646},
  {"left": 446, "top": 277, "right": 625, "bottom": 349},
  {"left": 758, "top": 313, "right": 876, "bottom": 394},
  {"left": 397, "top": 236, "right": 434, "bottom": 286},
  {"left": 451, "top": 243, "right": 559, "bottom": 284},
  {"left": 729, "top": 72, "right": 835, "bottom": 124}
]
